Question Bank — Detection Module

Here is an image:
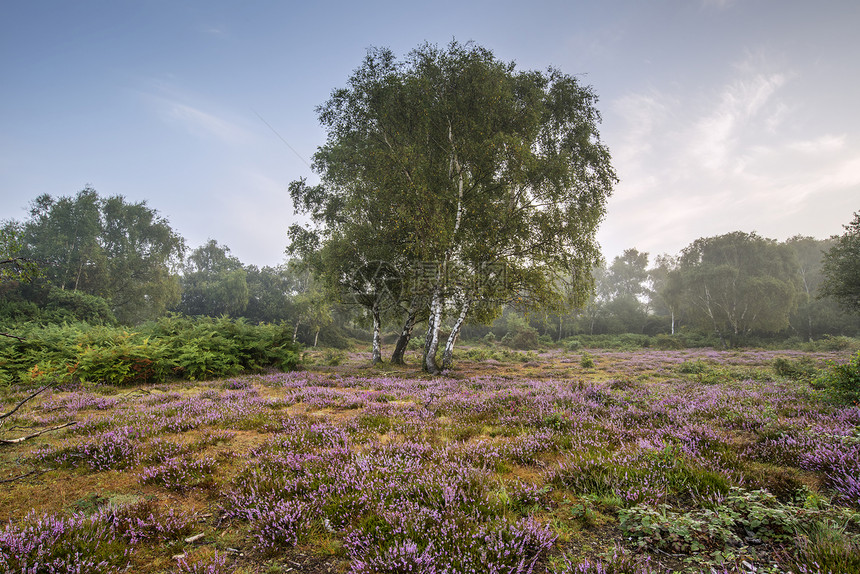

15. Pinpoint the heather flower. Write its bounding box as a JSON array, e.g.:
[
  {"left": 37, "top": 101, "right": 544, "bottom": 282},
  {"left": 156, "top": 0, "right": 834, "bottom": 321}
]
[
  {"left": 33, "top": 425, "right": 139, "bottom": 471},
  {"left": 139, "top": 455, "right": 217, "bottom": 491},
  {"left": 99, "top": 499, "right": 194, "bottom": 544},
  {"left": 0, "top": 510, "right": 126, "bottom": 573},
  {"left": 244, "top": 499, "right": 310, "bottom": 551},
  {"left": 170, "top": 551, "right": 229, "bottom": 574}
]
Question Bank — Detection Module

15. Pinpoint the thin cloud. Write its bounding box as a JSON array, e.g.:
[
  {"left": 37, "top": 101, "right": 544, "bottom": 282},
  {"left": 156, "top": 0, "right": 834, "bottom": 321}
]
[
  {"left": 137, "top": 84, "right": 251, "bottom": 145},
  {"left": 601, "top": 54, "right": 858, "bottom": 259},
  {"left": 691, "top": 71, "right": 788, "bottom": 173},
  {"left": 787, "top": 134, "right": 846, "bottom": 154},
  {"left": 200, "top": 25, "right": 228, "bottom": 37},
  {"left": 700, "top": 0, "right": 737, "bottom": 9},
  {"left": 164, "top": 100, "right": 249, "bottom": 144}
]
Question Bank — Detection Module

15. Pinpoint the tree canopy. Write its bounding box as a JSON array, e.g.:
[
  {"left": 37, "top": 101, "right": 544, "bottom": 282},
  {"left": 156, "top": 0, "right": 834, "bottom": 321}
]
[
  {"left": 673, "top": 232, "right": 799, "bottom": 343},
  {"left": 0, "top": 223, "right": 39, "bottom": 285},
  {"left": 290, "top": 41, "right": 616, "bottom": 372},
  {"left": 177, "top": 240, "right": 249, "bottom": 317},
  {"left": 11, "top": 188, "right": 185, "bottom": 324},
  {"left": 821, "top": 211, "right": 860, "bottom": 314}
]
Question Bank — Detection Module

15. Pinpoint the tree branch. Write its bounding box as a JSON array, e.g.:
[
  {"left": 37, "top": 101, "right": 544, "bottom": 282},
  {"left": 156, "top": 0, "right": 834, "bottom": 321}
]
[
  {"left": 0, "top": 421, "right": 76, "bottom": 445},
  {"left": 0, "top": 469, "right": 45, "bottom": 483},
  {"left": 0, "top": 385, "right": 52, "bottom": 421}
]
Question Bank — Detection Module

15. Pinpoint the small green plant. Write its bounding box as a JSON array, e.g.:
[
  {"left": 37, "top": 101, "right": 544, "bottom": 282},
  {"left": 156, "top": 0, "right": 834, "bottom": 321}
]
[
  {"left": 569, "top": 499, "right": 597, "bottom": 525},
  {"left": 773, "top": 356, "right": 818, "bottom": 381},
  {"left": 580, "top": 352, "right": 595, "bottom": 369},
  {"left": 677, "top": 359, "right": 709, "bottom": 374},
  {"left": 501, "top": 327, "right": 540, "bottom": 350},
  {"left": 542, "top": 412, "right": 569, "bottom": 432},
  {"left": 815, "top": 351, "right": 860, "bottom": 402},
  {"left": 321, "top": 348, "right": 347, "bottom": 366},
  {"left": 786, "top": 518, "right": 860, "bottom": 574},
  {"left": 563, "top": 338, "right": 582, "bottom": 351}
]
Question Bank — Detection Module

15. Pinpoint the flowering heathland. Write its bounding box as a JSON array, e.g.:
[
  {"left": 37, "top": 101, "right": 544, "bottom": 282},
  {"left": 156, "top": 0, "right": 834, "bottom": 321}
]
[{"left": 1, "top": 348, "right": 859, "bottom": 573}]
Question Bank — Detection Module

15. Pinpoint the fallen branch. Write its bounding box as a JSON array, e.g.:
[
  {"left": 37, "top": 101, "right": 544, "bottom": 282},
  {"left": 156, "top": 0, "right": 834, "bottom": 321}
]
[
  {"left": 0, "top": 469, "right": 45, "bottom": 484},
  {"left": 0, "top": 332, "right": 25, "bottom": 341},
  {"left": 0, "top": 385, "right": 51, "bottom": 421},
  {"left": 0, "top": 421, "right": 76, "bottom": 445}
]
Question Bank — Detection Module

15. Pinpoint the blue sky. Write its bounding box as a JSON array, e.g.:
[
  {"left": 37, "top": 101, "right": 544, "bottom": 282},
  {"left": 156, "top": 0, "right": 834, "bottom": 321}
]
[{"left": 2, "top": 0, "right": 858, "bottom": 267}]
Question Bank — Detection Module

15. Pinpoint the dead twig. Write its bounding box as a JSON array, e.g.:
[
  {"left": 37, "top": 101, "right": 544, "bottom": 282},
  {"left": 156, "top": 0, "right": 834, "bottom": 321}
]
[
  {"left": 0, "top": 469, "right": 45, "bottom": 483},
  {"left": 0, "top": 385, "right": 52, "bottom": 421},
  {"left": 0, "top": 421, "right": 76, "bottom": 445}
]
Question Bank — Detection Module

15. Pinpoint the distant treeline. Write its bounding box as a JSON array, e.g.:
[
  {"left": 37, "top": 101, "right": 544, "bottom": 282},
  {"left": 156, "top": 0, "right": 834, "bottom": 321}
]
[{"left": 2, "top": 188, "right": 859, "bottom": 355}]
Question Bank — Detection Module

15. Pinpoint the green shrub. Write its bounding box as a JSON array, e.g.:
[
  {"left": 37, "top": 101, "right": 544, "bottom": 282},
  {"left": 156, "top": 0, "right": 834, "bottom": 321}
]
[
  {"left": 0, "top": 315, "right": 301, "bottom": 386},
  {"left": 501, "top": 327, "right": 539, "bottom": 350},
  {"left": 316, "top": 325, "right": 351, "bottom": 349},
  {"left": 772, "top": 356, "right": 818, "bottom": 381},
  {"left": 74, "top": 335, "right": 173, "bottom": 385},
  {"left": 818, "top": 336, "right": 857, "bottom": 352},
  {"left": 580, "top": 352, "right": 595, "bottom": 368},
  {"left": 677, "top": 359, "right": 709, "bottom": 374},
  {"left": 563, "top": 338, "right": 582, "bottom": 351},
  {"left": 654, "top": 334, "right": 685, "bottom": 350},
  {"left": 321, "top": 349, "right": 347, "bottom": 366},
  {"left": 815, "top": 351, "right": 860, "bottom": 403},
  {"left": 45, "top": 289, "right": 117, "bottom": 325}
]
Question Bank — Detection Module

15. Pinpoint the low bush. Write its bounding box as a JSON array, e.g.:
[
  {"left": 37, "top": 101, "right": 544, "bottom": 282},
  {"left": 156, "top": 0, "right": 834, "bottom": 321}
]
[
  {"left": 580, "top": 352, "right": 595, "bottom": 368},
  {"left": 0, "top": 315, "right": 301, "bottom": 386},
  {"left": 653, "top": 334, "right": 686, "bottom": 350},
  {"left": 501, "top": 327, "right": 540, "bottom": 350},
  {"left": 815, "top": 351, "right": 860, "bottom": 403},
  {"left": 772, "top": 356, "right": 818, "bottom": 381}
]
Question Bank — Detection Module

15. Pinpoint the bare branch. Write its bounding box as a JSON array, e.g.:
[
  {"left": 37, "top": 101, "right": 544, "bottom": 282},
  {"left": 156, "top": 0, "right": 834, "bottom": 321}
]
[
  {"left": 0, "top": 421, "right": 76, "bottom": 445},
  {"left": 0, "top": 385, "right": 52, "bottom": 421},
  {"left": 0, "top": 469, "right": 46, "bottom": 483}
]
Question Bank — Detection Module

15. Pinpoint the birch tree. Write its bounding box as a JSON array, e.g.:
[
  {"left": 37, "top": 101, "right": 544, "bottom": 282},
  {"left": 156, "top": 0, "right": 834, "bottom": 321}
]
[
  {"left": 675, "top": 232, "right": 799, "bottom": 344},
  {"left": 290, "top": 41, "right": 615, "bottom": 373}
]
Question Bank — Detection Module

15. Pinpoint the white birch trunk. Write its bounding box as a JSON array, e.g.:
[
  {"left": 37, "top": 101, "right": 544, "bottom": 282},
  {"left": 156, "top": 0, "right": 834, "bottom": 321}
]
[
  {"left": 423, "top": 289, "right": 443, "bottom": 374},
  {"left": 371, "top": 300, "right": 382, "bottom": 364},
  {"left": 441, "top": 298, "right": 470, "bottom": 371}
]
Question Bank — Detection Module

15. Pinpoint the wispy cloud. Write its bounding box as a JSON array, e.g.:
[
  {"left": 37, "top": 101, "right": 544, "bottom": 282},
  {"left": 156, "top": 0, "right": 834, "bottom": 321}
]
[
  {"left": 700, "top": 0, "right": 737, "bottom": 9},
  {"left": 199, "top": 24, "right": 228, "bottom": 38},
  {"left": 600, "top": 54, "right": 859, "bottom": 258},
  {"left": 787, "top": 134, "right": 846, "bottom": 155},
  {"left": 137, "top": 82, "right": 251, "bottom": 145},
  {"left": 691, "top": 71, "right": 788, "bottom": 173},
  {"left": 164, "top": 100, "right": 249, "bottom": 144}
]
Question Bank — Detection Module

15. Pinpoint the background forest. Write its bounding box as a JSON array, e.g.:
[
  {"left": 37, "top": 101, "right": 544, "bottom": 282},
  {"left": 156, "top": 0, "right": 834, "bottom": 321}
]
[{"left": 2, "top": 185, "right": 858, "bottom": 379}]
